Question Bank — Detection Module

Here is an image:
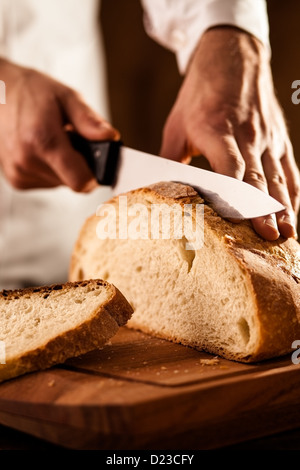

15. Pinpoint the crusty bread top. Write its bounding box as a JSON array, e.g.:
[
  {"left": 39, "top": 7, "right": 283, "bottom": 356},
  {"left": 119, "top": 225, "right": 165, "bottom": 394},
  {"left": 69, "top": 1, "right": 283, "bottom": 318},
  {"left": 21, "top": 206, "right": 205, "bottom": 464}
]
[
  {"left": 0, "top": 279, "right": 107, "bottom": 300},
  {"left": 139, "top": 182, "right": 300, "bottom": 292},
  {"left": 73, "top": 181, "right": 300, "bottom": 288},
  {"left": 0, "top": 279, "right": 133, "bottom": 328},
  {"left": 135, "top": 182, "right": 300, "bottom": 280}
]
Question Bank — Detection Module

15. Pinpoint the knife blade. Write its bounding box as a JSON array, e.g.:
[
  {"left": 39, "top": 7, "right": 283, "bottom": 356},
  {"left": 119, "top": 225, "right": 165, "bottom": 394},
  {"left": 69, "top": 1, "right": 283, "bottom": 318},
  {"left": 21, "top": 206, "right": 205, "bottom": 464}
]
[{"left": 70, "top": 133, "right": 285, "bottom": 219}]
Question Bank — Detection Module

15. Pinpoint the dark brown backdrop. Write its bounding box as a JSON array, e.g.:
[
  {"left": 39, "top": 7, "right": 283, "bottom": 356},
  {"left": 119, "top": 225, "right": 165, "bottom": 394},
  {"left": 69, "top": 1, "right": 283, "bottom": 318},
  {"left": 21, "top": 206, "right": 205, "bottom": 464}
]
[{"left": 101, "top": 0, "right": 300, "bottom": 233}]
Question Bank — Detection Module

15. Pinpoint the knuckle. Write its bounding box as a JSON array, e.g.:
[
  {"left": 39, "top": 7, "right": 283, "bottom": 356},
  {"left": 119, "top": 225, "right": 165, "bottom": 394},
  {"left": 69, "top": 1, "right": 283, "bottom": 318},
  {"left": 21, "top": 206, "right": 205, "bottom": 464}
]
[
  {"left": 6, "top": 167, "right": 27, "bottom": 189},
  {"left": 240, "top": 120, "right": 258, "bottom": 144},
  {"left": 269, "top": 173, "right": 286, "bottom": 186},
  {"left": 10, "top": 149, "right": 30, "bottom": 175},
  {"left": 289, "top": 166, "right": 300, "bottom": 198},
  {"left": 245, "top": 168, "right": 267, "bottom": 186},
  {"left": 290, "top": 181, "right": 300, "bottom": 202},
  {"left": 5, "top": 147, "right": 34, "bottom": 188},
  {"left": 13, "top": 147, "right": 27, "bottom": 166}
]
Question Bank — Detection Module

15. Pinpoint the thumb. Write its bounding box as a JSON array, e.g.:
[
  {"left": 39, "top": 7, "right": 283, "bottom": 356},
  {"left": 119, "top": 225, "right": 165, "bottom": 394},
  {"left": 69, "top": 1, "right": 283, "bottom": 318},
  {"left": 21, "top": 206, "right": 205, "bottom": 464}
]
[
  {"left": 59, "top": 87, "right": 120, "bottom": 141},
  {"left": 160, "top": 112, "right": 190, "bottom": 163}
]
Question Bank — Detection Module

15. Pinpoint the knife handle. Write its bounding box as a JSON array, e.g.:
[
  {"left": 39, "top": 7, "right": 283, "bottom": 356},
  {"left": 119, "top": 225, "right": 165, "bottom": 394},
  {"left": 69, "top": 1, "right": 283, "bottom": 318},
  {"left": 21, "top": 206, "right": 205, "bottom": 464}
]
[{"left": 69, "top": 132, "right": 121, "bottom": 186}]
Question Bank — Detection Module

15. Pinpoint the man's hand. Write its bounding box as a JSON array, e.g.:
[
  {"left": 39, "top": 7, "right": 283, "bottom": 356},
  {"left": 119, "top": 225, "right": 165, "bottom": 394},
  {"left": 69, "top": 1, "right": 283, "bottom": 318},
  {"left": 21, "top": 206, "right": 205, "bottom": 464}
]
[
  {"left": 161, "top": 27, "right": 300, "bottom": 240},
  {"left": 0, "top": 59, "right": 119, "bottom": 192}
]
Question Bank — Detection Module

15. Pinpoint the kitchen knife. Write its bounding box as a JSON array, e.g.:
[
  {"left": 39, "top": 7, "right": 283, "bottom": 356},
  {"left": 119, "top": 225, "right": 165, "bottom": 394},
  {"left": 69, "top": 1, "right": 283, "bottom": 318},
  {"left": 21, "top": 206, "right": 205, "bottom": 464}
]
[{"left": 70, "top": 133, "right": 285, "bottom": 219}]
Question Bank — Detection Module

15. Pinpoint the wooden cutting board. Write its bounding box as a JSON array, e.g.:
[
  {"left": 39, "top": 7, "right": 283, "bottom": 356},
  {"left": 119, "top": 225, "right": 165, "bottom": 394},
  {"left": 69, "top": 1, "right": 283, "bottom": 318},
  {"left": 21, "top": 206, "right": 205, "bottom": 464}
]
[{"left": 0, "top": 327, "right": 300, "bottom": 450}]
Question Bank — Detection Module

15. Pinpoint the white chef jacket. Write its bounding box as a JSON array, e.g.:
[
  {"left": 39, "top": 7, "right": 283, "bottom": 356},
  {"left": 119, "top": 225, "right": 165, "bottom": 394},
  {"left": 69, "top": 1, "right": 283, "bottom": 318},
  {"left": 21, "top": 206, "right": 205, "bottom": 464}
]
[
  {"left": 141, "top": 0, "right": 270, "bottom": 73},
  {"left": 0, "top": 0, "right": 112, "bottom": 290},
  {"left": 0, "top": 0, "right": 270, "bottom": 290}
]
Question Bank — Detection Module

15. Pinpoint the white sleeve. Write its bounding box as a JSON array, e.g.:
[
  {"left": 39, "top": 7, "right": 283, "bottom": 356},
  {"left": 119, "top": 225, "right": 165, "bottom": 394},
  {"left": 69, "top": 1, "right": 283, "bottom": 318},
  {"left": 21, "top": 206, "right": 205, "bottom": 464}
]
[{"left": 140, "top": 0, "right": 270, "bottom": 74}]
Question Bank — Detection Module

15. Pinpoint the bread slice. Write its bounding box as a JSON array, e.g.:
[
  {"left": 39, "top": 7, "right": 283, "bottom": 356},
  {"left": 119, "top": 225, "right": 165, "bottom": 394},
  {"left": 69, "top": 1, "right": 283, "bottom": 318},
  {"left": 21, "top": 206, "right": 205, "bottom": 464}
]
[
  {"left": 70, "top": 182, "right": 300, "bottom": 363},
  {"left": 0, "top": 279, "right": 133, "bottom": 382}
]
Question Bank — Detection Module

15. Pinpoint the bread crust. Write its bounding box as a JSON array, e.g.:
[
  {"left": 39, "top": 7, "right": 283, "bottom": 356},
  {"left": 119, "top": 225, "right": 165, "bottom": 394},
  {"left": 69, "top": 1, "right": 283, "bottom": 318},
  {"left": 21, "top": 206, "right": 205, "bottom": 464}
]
[
  {"left": 0, "top": 280, "right": 133, "bottom": 382},
  {"left": 70, "top": 182, "right": 300, "bottom": 363}
]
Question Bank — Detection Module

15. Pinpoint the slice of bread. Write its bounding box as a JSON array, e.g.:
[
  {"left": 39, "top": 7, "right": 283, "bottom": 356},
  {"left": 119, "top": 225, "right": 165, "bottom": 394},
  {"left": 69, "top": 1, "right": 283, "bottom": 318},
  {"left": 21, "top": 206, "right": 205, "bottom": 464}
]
[
  {"left": 0, "top": 279, "right": 133, "bottom": 382},
  {"left": 70, "top": 182, "right": 300, "bottom": 363}
]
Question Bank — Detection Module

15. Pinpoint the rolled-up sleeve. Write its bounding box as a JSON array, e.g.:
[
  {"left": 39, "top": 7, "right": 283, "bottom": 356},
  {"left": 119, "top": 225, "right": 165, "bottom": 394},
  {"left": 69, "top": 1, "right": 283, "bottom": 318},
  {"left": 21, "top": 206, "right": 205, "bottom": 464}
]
[{"left": 140, "top": 0, "right": 270, "bottom": 74}]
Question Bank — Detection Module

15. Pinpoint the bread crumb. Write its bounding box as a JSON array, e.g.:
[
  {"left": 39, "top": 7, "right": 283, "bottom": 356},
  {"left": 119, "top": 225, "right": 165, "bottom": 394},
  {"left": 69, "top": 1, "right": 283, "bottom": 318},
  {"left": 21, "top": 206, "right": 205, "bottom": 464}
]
[
  {"left": 161, "top": 366, "right": 167, "bottom": 370},
  {"left": 199, "top": 357, "right": 219, "bottom": 366},
  {"left": 143, "top": 361, "right": 148, "bottom": 365},
  {"left": 48, "top": 380, "right": 55, "bottom": 387},
  {"left": 219, "top": 365, "right": 229, "bottom": 369},
  {"left": 224, "top": 234, "right": 235, "bottom": 243},
  {"left": 173, "top": 370, "right": 179, "bottom": 374}
]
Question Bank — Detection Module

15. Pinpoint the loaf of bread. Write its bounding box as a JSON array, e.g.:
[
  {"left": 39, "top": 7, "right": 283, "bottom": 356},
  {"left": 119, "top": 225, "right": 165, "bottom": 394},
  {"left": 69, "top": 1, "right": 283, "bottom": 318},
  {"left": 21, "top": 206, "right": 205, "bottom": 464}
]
[
  {"left": 70, "top": 182, "right": 300, "bottom": 363},
  {"left": 0, "top": 279, "right": 133, "bottom": 382}
]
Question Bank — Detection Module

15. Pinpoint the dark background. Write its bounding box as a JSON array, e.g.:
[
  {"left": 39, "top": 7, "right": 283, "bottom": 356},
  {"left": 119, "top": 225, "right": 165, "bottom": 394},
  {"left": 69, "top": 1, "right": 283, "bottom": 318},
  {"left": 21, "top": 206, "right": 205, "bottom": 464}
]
[{"left": 101, "top": 0, "right": 300, "bottom": 234}]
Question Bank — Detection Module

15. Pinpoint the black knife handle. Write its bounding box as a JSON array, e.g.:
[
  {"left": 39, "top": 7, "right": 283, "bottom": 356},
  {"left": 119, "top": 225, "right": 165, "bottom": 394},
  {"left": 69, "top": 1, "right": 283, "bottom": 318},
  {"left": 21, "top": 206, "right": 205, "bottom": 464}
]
[{"left": 69, "top": 132, "right": 121, "bottom": 186}]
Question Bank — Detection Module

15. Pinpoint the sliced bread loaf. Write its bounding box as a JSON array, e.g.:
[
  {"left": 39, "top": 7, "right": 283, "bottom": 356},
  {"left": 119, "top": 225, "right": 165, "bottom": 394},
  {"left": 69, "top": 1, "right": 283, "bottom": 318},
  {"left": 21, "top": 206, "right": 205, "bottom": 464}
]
[
  {"left": 70, "top": 182, "right": 300, "bottom": 363},
  {"left": 0, "top": 279, "right": 133, "bottom": 382}
]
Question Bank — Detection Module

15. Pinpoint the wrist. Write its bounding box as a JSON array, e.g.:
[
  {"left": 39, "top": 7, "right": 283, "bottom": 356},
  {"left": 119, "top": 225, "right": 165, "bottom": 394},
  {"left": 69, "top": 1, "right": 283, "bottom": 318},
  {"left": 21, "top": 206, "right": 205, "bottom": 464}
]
[
  {"left": 203, "top": 26, "right": 267, "bottom": 60},
  {"left": 188, "top": 25, "right": 271, "bottom": 81}
]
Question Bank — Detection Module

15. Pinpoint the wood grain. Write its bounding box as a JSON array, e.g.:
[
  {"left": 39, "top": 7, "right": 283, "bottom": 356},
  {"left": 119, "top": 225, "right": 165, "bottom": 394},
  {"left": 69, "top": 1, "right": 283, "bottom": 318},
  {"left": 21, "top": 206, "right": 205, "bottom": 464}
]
[{"left": 0, "top": 327, "right": 300, "bottom": 449}]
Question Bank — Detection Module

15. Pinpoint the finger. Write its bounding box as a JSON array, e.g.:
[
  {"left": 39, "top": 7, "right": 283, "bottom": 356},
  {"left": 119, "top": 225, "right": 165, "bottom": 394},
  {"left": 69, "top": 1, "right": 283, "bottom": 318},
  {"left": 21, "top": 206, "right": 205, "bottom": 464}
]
[
  {"left": 281, "top": 141, "right": 300, "bottom": 214},
  {"left": 262, "top": 149, "right": 297, "bottom": 238},
  {"left": 239, "top": 146, "right": 280, "bottom": 240},
  {"left": 59, "top": 87, "right": 120, "bottom": 142},
  {"left": 160, "top": 114, "right": 190, "bottom": 163},
  {"left": 5, "top": 170, "right": 61, "bottom": 190},
  {"left": 9, "top": 174, "right": 61, "bottom": 190},
  {"left": 4, "top": 158, "right": 62, "bottom": 189},
  {"left": 200, "top": 133, "right": 246, "bottom": 179},
  {"left": 40, "top": 128, "right": 98, "bottom": 192}
]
